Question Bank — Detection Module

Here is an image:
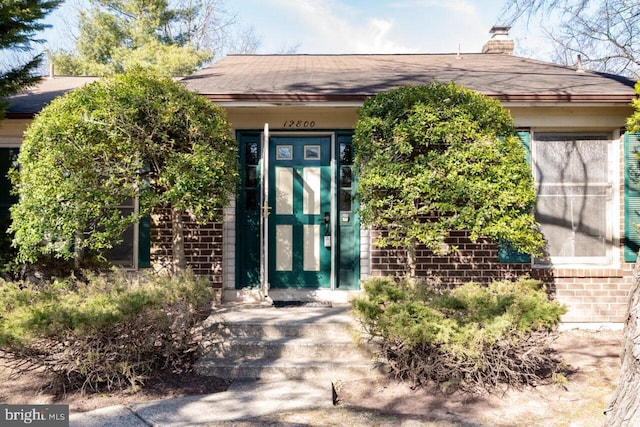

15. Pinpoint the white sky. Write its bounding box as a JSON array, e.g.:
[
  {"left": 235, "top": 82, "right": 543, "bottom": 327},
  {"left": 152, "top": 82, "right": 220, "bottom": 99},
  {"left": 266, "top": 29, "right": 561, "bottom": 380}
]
[{"left": 38, "top": 0, "right": 553, "bottom": 59}]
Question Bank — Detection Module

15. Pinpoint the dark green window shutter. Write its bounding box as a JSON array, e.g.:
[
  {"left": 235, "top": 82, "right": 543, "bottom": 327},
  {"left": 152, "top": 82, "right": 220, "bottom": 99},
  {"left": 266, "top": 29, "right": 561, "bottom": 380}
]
[
  {"left": 138, "top": 215, "right": 151, "bottom": 268},
  {"left": 498, "top": 131, "right": 532, "bottom": 263},
  {"left": 624, "top": 132, "right": 640, "bottom": 262}
]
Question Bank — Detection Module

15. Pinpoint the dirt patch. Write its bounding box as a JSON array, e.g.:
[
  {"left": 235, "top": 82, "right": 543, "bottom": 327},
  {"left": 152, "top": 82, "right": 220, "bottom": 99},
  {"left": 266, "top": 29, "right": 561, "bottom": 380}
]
[
  {"left": 338, "top": 329, "right": 623, "bottom": 426},
  {"left": 0, "top": 329, "right": 623, "bottom": 426},
  {"left": 0, "top": 359, "right": 229, "bottom": 413}
]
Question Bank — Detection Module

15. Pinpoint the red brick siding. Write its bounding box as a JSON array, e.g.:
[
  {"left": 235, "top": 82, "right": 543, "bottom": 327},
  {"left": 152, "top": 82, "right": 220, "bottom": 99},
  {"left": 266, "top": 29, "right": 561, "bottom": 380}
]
[
  {"left": 369, "top": 229, "right": 634, "bottom": 323},
  {"left": 150, "top": 209, "right": 224, "bottom": 288},
  {"left": 369, "top": 229, "right": 531, "bottom": 283}
]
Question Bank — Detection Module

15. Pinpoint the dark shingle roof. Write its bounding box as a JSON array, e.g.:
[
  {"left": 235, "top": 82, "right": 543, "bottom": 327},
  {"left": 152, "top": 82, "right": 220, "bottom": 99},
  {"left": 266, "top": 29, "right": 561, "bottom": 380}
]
[
  {"left": 5, "top": 76, "right": 98, "bottom": 116},
  {"left": 182, "top": 53, "right": 636, "bottom": 103},
  {"left": 5, "top": 54, "right": 636, "bottom": 116}
]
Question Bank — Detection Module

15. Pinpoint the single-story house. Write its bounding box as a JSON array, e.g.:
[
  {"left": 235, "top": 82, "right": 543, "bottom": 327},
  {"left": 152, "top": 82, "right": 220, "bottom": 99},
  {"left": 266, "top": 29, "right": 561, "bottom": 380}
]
[{"left": 1, "top": 29, "right": 638, "bottom": 327}]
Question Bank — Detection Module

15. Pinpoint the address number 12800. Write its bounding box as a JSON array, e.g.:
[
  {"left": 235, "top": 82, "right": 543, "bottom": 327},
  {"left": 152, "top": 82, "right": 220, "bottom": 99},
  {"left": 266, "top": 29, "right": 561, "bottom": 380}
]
[{"left": 282, "top": 120, "right": 316, "bottom": 128}]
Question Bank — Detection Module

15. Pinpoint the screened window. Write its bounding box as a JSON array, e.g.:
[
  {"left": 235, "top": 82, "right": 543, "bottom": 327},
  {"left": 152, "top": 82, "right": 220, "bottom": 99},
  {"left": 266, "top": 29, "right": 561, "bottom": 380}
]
[{"left": 533, "top": 133, "right": 612, "bottom": 264}]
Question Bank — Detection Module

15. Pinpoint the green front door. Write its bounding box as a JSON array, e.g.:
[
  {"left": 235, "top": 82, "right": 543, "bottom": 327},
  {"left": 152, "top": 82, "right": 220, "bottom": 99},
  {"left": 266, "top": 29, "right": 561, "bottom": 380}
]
[{"left": 268, "top": 136, "right": 331, "bottom": 288}]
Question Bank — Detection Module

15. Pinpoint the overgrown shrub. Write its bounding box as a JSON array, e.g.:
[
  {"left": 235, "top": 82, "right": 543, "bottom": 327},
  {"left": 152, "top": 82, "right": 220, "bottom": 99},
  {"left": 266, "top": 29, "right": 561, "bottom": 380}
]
[
  {"left": 351, "top": 276, "right": 567, "bottom": 393},
  {"left": 0, "top": 269, "right": 215, "bottom": 392}
]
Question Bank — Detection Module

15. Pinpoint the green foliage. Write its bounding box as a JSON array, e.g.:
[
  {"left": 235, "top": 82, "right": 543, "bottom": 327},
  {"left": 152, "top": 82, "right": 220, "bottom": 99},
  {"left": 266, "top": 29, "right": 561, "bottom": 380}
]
[
  {"left": 628, "top": 81, "right": 640, "bottom": 133},
  {"left": 352, "top": 276, "right": 566, "bottom": 392},
  {"left": 10, "top": 68, "right": 238, "bottom": 264},
  {"left": 0, "top": 270, "right": 215, "bottom": 391},
  {"left": 0, "top": 0, "right": 62, "bottom": 116},
  {"left": 47, "top": 0, "right": 212, "bottom": 76},
  {"left": 353, "top": 83, "right": 544, "bottom": 255}
]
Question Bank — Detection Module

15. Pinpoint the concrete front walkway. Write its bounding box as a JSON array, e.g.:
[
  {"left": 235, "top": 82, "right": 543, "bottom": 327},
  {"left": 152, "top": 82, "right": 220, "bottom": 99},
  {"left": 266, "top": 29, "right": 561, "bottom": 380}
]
[{"left": 70, "top": 379, "right": 334, "bottom": 426}]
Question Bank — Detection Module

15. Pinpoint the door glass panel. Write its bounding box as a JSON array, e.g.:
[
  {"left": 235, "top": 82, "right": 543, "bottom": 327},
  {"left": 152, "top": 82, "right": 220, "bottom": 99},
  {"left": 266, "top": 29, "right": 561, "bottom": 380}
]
[
  {"left": 275, "top": 167, "right": 293, "bottom": 214},
  {"left": 340, "top": 189, "right": 352, "bottom": 212},
  {"left": 277, "top": 145, "right": 293, "bottom": 160},
  {"left": 246, "top": 142, "right": 258, "bottom": 164},
  {"left": 303, "top": 167, "right": 321, "bottom": 215},
  {"left": 303, "top": 224, "right": 320, "bottom": 271},
  {"left": 246, "top": 189, "right": 257, "bottom": 211},
  {"left": 340, "top": 143, "right": 352, "bottom": 163},
  {"left": 340, "top": 166, "right": 352, "bottom": 187},
  {"left": 276, "top": 225, "right": 293, "bottom": 271},
  {"left": 304, "top": 145, "right": 320, "bottom": 160},
  {"left": 246, "top": 166, "right": 257, "bottom": 187}
]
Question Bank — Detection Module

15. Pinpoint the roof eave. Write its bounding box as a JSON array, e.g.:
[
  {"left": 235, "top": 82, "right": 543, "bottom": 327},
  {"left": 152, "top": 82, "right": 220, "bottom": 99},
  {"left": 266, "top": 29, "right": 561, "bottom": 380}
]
[
  {"left": 202, "top": 92, "right": 636, "bottom": 105},
  {"left": 3, "top": 112, "right": 36, "bottom": 119}
]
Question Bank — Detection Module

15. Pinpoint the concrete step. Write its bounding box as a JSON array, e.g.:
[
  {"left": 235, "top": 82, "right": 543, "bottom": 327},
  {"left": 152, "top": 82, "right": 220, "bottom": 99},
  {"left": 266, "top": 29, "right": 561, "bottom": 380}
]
[
  {"left": 194, "top": 357, "right": 382, "bottom": 381},
  {"left": 196, "top": 303, "right": 383, "bottom": 381},
  {"left": 201, "top": 336, "right": 373, "bottom": 360},
  {"left": 203, "top": 321, "right": 356, "bottom": 340},
  {"left": 201, "top": 305, "right": 359, "bottom": 339}
]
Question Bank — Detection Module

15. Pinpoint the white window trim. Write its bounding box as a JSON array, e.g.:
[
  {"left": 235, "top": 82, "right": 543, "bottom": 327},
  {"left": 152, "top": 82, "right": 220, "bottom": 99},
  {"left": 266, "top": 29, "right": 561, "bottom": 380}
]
[{"left": 531, "top": 130, "right": 620, "bottom": 268}]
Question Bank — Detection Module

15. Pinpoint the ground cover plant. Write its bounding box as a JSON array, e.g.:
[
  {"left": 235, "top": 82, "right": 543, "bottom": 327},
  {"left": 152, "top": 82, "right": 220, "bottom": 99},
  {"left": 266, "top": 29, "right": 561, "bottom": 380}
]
[
  {"left": 0, "top": 269, "right": 214, "bottom": 393},
  {"left": 352, "top": 276, "right": 567, "bottom": 394}
]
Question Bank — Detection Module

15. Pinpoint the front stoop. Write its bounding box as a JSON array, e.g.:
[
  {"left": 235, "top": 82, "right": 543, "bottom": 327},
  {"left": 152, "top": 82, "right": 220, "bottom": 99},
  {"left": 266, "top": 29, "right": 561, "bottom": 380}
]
[{"left": 194, "top": 303, "right": 385, "bottom": 382}]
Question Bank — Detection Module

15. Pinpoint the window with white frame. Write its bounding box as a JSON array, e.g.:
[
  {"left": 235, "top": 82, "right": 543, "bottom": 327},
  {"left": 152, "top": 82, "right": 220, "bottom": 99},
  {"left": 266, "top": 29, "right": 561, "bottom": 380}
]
[{"left": 532, "top": 133, "right": 614, "bottom": 265}]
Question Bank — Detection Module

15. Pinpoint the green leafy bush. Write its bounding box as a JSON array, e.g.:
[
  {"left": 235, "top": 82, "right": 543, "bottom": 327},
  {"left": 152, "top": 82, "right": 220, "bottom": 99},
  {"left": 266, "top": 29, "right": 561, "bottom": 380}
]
[
  {"left": 0, "top": 270, "right": 215, "bottom": 392},
  {"left": 352, "top": 276, "right": 567, "bottom": 393},
  {"left": 353, "top": 83, "right": 544, "bottom": 258}
]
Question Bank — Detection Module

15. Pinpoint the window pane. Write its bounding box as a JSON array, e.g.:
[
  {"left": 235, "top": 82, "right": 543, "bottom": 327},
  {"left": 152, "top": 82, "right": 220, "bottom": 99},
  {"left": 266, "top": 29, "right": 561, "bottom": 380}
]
[
  {"left": 246, "top": 142, "right": 258, "bottom": 164},
  {"left": 106, "top": 205, "right": 135, "bottom": 267},
  {"left": 536, "top": 194, "right": 607, "bottom": 257},
  {"left": 340, "top": 189, "right": 352, "bottom": 212},
  {"left": 246, "top": 189, "right": 258, "bottom": 211},
  {"left": 277, "top": 145, "right": 293, "bottom": 160},
  {"left": 535, "top": 135, "right": 608, "bottom": 184},
  {"left": 119, "top": 198, "right": 135, "bottom": 207},
  {"left": 533, "top": 133, "right": 610, "bottom": 261},
  {"left": 304, "top": 145, "right": 320, "bottom": 160},
  {"left": 340, "top": 166, "right": 352, "bottom": 187},
  {"left": 340, "top": 143, "right": 353, "bottom": 164},
  {"left": 246, "top": 166, "right": 257, "bottom": 187},
  {"left": 107, "top": 222, "right": 135, "bottom": 267}
]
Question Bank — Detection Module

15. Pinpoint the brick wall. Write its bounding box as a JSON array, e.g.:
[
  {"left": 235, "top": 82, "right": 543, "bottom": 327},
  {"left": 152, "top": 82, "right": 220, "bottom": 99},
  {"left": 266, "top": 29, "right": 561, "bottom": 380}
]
[
  {"left": 369, "top": 229, "right": 634, "bottom": 324},
  {"left": 150, "top": 209, "right": 224, "bottom": 288},
  {"left": 552, "top": 267, "right": 634, "bottom": 323},
  {"left": 146, "top": 211, "right": 634, "bottom": 322}
]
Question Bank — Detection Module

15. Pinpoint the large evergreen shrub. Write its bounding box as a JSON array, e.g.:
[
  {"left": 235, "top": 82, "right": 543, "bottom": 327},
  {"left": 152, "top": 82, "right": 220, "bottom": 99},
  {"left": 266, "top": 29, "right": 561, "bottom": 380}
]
[
  {"left": 352, "top": 276, "right": 567, "bottom": 393},
  {"left": 353, "top": 83, "right": 544, "bottom": 276}
]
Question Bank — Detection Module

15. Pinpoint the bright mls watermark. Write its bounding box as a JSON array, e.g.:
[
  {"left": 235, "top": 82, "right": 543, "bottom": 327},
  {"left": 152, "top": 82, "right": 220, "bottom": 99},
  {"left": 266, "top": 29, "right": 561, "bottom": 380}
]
[{"left": 1, "top": 405, "right": 69, "bottom": 426}]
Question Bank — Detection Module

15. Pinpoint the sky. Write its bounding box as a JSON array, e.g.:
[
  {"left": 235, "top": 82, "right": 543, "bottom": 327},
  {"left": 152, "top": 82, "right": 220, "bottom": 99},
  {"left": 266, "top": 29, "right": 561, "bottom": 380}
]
[{"left": 38, "top": 0, "right": 550, "bottom": 60}]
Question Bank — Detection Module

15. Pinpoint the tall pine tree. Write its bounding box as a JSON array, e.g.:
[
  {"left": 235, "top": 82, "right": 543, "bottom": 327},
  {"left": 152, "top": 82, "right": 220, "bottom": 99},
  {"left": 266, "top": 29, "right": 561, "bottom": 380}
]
[
  {"left": 48, "top": 0, "right": 215, "bottom": 76},
  {"left": 0, "top": 0, "right": 62, "bottom": 117}
]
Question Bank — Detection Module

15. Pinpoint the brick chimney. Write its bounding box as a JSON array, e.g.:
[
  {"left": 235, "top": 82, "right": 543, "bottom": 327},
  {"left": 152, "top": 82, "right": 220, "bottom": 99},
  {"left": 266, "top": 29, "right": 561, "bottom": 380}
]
[{"left": 482, "top": 26, "right": 514, "bottom": 55}]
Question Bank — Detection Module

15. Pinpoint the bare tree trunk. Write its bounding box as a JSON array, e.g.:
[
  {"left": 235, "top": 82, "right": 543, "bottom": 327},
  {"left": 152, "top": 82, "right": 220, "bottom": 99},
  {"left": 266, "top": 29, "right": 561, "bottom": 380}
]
[
  {"left": 406, "top": 238, "right": 417, "bottom": 280},
  {"left": 605, "top": 260, "right": 640, "bottom": 426},
  {"left": 170, "top": 207, "right": 187, "bottom": 274},
  {"left": 74, "top": 230, "right": 83, "bottom": 270}
]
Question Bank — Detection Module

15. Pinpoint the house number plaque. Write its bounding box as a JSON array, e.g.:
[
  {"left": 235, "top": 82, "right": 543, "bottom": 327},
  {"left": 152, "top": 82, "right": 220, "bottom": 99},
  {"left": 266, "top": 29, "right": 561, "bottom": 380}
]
[{"left": 282, "top": 120, "right": 316, "bottom": 128}]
